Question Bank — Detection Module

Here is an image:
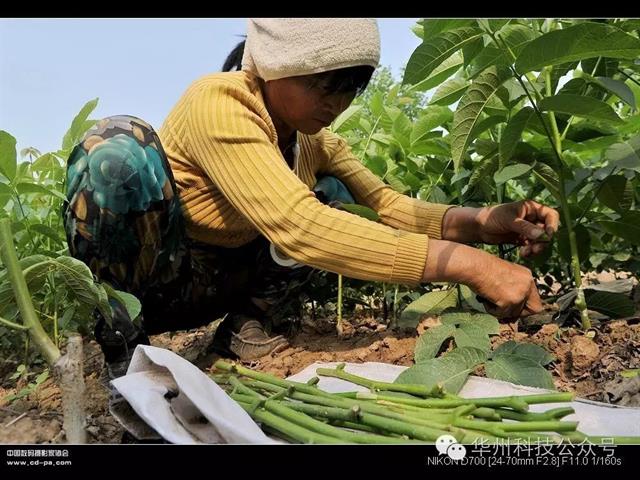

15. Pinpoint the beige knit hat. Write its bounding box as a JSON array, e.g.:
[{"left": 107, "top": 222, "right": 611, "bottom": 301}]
[{"left": 241, "top": 18, "right": 380, "bottom": 82}]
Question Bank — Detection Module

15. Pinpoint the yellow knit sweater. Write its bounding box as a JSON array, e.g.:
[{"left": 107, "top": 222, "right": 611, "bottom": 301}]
[{"left": 158, "top": 71, "right": 455, "bottom": 286}]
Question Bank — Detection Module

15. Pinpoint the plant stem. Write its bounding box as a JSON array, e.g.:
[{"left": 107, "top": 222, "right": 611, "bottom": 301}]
[
  {"left": 226, "top": 375, "right": 489, "bottom": 441},
  {"left": 229, "top": 385, "right": 453, "bottom": 442},
  {"left": 0, "top": 218, "right": 60, "bottom": 365},
  {"left": 454, "top": 417, "right": 577, "bottom": 435},
  {"left": 235, "top": 392, "right": 426, "bottom": 444},
  {"left": 493, "top": 406, "right": 575, "bottom": 422},
  {"left": 0, "top": 316, "right": 30, "bottom": 330},
  {"left": 337, "top": 274, "right": 343, "bottom": 335},
  {"left": 543, "top": 67, "right": 590, "bottom": 330},
  {"left": 492, "top": 26, "right": 590, "bottom": 329},
  {"left": 316, "top": 365, "right": 443, "bottom": 397},
  {"left": 233, "top": 399, "right": 346, "bottom": 444},
  {"left": 55, "top": 335, "right": 87, "bottom": 444},
  {"left": 392, "top": 285, "right": 399, "bottom": 328},
  {"left": 349, "top": 391, "right": 528, "bottom": 412}
]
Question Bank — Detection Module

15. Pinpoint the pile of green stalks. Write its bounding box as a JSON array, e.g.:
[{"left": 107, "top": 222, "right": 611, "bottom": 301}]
[{"left": 211, "top": 360, "right": 640, "bottom": 445}]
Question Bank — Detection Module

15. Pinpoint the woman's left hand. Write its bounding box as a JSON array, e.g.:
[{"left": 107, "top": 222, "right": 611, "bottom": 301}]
[{"left": 476, "top": 200, "right": 560, "bottom": 258}]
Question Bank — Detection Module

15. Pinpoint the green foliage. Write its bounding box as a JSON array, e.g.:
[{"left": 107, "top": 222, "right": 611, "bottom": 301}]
[{"left": 0, "top": 99, "right": 142, "bottom": 358}]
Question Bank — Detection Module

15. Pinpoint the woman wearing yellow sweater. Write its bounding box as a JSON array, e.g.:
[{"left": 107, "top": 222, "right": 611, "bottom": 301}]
[{"left": 63, "top": 19, "right": 558, "bottom": 377}]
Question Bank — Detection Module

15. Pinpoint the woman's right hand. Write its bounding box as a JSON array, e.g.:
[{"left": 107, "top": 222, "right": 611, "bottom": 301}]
[{"left": 422, "top": 239, "right": 543, "bottom": 319}]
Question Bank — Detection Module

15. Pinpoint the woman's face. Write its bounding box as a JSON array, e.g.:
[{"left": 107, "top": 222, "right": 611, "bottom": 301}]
[{"left": 263, "top": 74, "right": 356, "bottom": 135}]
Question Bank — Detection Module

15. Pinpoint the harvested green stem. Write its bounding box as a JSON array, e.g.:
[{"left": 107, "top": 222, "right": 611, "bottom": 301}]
[
  {"left": 233, "top": 377, "right": 460, "bottom": 432},
  {"left": 454, "top": 417, "right": 578, "bottom": 434},
  {"left": 262, "top": 399, "right": 426, "bottom": 444},
  {"left": 471, "top": 408, "right": 503, "bottom": 421},
  {"left": 494, "top": 407, "right": 575, "bottom": 422},
  {"left": 230, "top": 390, "right": 434, "bottom": 443},
  {"left": 347, "top": 391, "right": 529, "bottom": 412},
  {"left": 234, "top": 400, "right": 345, "bottom": 444},
  {"left": 215, "top": 360, "right": 335, "bottom": 399},
  {"left": 316, "top": 365, "right": 443, "bottom": 397}
]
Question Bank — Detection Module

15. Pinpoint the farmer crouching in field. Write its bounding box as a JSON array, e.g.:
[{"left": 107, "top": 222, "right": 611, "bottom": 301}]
[{"left": 62, "top": 19, "right": 559, "bottom": 379}]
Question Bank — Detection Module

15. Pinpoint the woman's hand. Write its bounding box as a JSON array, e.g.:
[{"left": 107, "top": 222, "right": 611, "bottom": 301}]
[
  {"left": 422, "top": 239, "right": 543, "bottom": 319},
  {"left": 476, "top": 200, "right": 560, "bottom": 258},
  {"left": 442, "top": 200, "right": 560, "bottom": 258}
]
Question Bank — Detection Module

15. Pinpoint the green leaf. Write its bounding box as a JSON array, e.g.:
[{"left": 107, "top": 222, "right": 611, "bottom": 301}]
[
  {"left": 0, "top": 259, "right": 53, "bottom": 312},
  {"left": 15, "top": 182, "right": 67, "bottom": 201},
  {"left": 369, "top": 91, "right": 385, "bottom": 118},
  {"left": 392, "top": 113, "right": 413, "bottom": 150},
  {"left": 462, "top": 38, "right": 485, "bottom": 67},
  {"left": 385, "top": 173, "right": 410, "bottom": 194},
  {"left": 452, "top": 322, "right": 492, "bottom": 352},
  {"left": 440, "top": 311, "right": 500, "bottom": 334},
  {"left": 557, "top": 224, "right": 591, "bottom": 265},
  {"left": 398, "top": 288, "right": 458, "bottom": 329},
  {"left": 597, "top": 175, "right": 633, "bottom": 212},
  {"left": 604, "top": 135, "right": 640, "bottom": 172},
  {"left": 0, "top": 254, "right": 49, "bottom": 284},
  {"left": 410, "top": 139, "right": 450, "bottom": 157},
  {"left": 584, "top": 290, "right": 635, "bottom": 318},
  {"left": 592, "top": 76, "right": 636, "bottom": 109},
  {"left": 421, "top": 19, "right": 475, "bottom": 40},
  {"left": 493, "top": 163, "right": 533, "bottom": 185},
  {"left": 515, "top": 22, "right": 640, "bottom": 74},
  {"left": 410, "top": 52, "right": 463, "bottom": 92},
  {"left": 404, "top": 27, "right": 484, "bottom": 85},
  {"left": 340, "top": 203, "right": 380, "bottom": 222},
  {"left": 54, "top": 256, "right": 112, "bottom": 322},
  {"left": 112, "top": 289, "right": 142, "bottom": 322},
  {"left": 500, "top": 107, "right": 535, "bottom": 167},
  {"left": 538, "top": 94, "right": 623, "bottom": 124},
  {"left": 410, "top": 107, "right": 453, "bottom": 144},
  {"left": 363, "top": 155, "right": 387, "bottom": 178},
  {"left": 411, "top": 21, "right": 424, "bottom": 40},
  {"left": 332, "top": 105, "right": 363, "bottom": 133},
  {"left": 0, "top": 183, "right": 12, "bottom": 208},
  {"left": 425, "top": 185, "right": 448, "bottom": 203},
  {"left": 492, "top": 340, "right": 555, "bottom": 365},
  {"left": 599, "top": 211, "right": 640, "bottom": 245},
  {"left": 532, "top": 162, "right": 562, "bottom": 202},
  {"left": 485, "top": 355, "right": 555, "bottom": 389},
  {"left": 95, "top": 284, "right": 112, "bottom": 323},
  {"left": 414, "top": 324, "right": 456, "bottom": 363},
  {"left": 31, "top": 153, "right": 62, "bottom": 173},
  {"left": 466, "top": 154, "right": 500, "bottom": 196},
  {"left": 411, "top": 311, "right": 501, "bottom": 355},
  {"left": 451, "top": 66, "right": 511, "bottom": 171},
  {"left": 582, "top": 57, "right": 619, "bottom": 79},
  {"left": 34, "top": 370, "right": 49, "bottom": 385},
  {"left": 570, "top": 134, "right": 622, "bottom": 155},
  {"left": 458, "top": 285, "right": 487, "bottom": 313},
  {"left": 469, "top": 25, "right": 537, "bottom": 78},
  {"left": 468, "top": 115, "right": 506, "bottom": 141},
  {"left": 549, "top": 62, "right": 579, "bottom": 94},
  {"left": 58, "top": 306, "right": 76, "bottom": 330},
  {"left": 0, "top": 131, "right": 18, "bottom": 181},
  {"left": 62, "top": 98, "right": 99, "bottom": 151},
  {"left": 30, "top": 224, "right": 64, "bottom": 243},
  {"left": 396, "top": 347, "right": 487, "bottom": 394},
  {"left": 429, "top": 78, "right": 469, "bottom": 106}
]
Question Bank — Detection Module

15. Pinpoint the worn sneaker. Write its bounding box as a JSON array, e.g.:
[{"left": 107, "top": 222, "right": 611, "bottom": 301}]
[{"left": 210, "top": 313, "right": 289, "bottom": 360}]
